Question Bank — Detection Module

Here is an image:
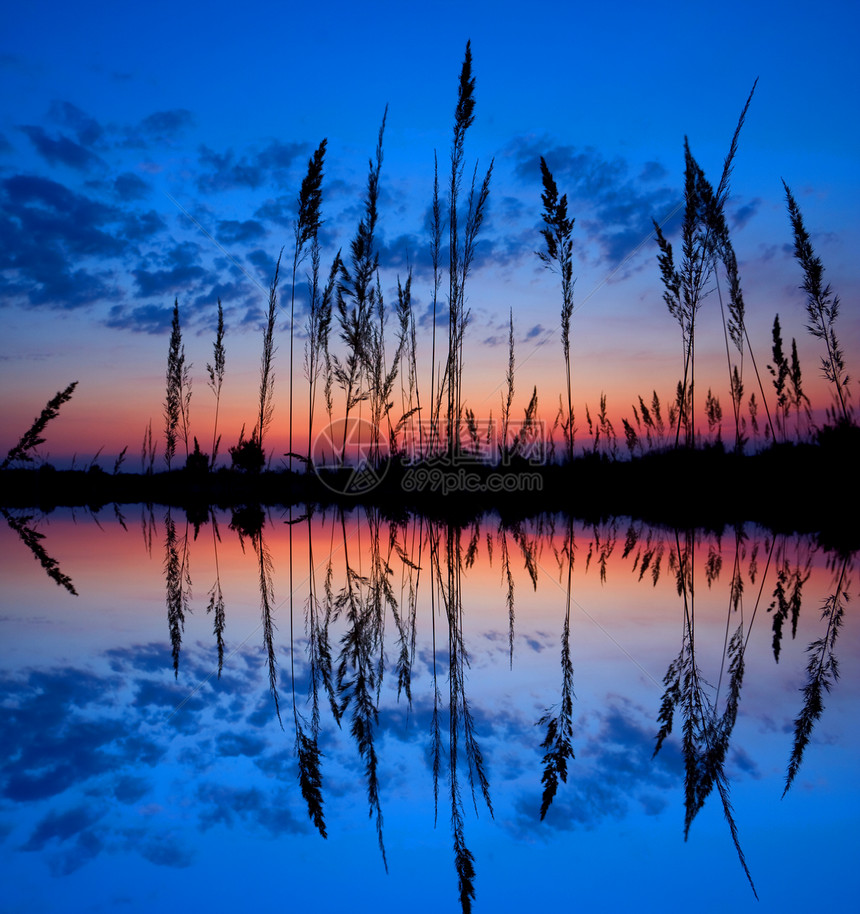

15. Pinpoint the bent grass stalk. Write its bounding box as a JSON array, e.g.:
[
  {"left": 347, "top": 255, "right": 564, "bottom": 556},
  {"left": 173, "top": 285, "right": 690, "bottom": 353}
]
[
  {"left": 2, "top": 381, "right": 78, "bottom": 469},
  {"left": 783, "top": 180, "right": 851, "bottom": 423}
]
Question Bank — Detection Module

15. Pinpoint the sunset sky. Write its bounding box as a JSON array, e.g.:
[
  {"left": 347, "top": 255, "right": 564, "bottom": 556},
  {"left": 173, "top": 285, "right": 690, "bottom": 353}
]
[{"left": 1, "top": 0, "right": 858, "bottom": 465}]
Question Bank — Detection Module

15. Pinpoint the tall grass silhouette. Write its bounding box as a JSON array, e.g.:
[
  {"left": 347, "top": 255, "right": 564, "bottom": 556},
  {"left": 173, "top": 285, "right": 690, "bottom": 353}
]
[
  {"left": 332, "top": 111, "right": 387, "bottom": 463},
  {"left": 289, "top": 139, "right": 327, "bottom": 471},
  {"left": 783, "top": 180, "right": 852, "bottom": 425},
  {"left": 538, "top": 157, "right": 576, "bottom": 462},
  {"left": 652, "top": 82, "right": 776, "bottom": 450},
  {"left": 436, "top": 41, "right": 494, "bottom": 458},
  {"left": 4, "top": 47, "right": 856, "bottom": 495},
  {"left": 206, "top": 299, "right": 225, "bottom": 467},
  {"left": 132, "top": 51, "right": 850, "bottom": 478},
  {"left": 164, "top": 299, "right": 189, "bottom": 469},
  {"left": 1, "top": 381, "right": 77, "bottom": 470}
]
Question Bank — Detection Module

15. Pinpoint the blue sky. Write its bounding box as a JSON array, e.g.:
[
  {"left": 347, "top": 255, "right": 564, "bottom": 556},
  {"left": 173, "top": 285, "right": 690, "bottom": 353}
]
[{"left": 1, "top": 0, "right": 858, "bottom": 460}]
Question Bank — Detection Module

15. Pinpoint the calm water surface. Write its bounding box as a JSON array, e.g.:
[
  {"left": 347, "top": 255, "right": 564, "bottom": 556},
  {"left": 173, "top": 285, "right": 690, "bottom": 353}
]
[{"left": 1, "top": 506, "right": 857, "bottom": 913}]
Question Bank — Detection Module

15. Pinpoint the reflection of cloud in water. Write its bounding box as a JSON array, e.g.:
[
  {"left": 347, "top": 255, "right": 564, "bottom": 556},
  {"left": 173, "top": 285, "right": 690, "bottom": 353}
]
[
  {"left": 196, "top": 783, "right": 310, "bottom": 836},
  {"left": 502, "top": 699, "right": 683, "bottom": 839},
  {"left": 0, "top": 638, "right": 703, "bottom": 879},
  {"left": 0, "top": 643, "right": 295, "bottom": 874}
]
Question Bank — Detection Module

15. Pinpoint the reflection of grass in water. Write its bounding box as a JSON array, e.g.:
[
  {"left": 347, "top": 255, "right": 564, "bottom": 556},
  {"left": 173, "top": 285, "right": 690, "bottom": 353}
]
[
  {"left": 290, "top": 510, "right": 333, "bottom": 839},
  {"left": 164, "top": 508, "right": 191, "bottom": 678},
  {"left": 334, "top": 511, "right": 388, "bottom": 871},
  {"left": 783, "top": 558, "right": 849, "bottom": 797},
  {"left": 255, "top": 525, "right": 280, "bottom": 726},
  {"left": 768, "top": 557, "right": 808, "bottom": 663},
  {"left": 1, "top": 381, "right": 77, "bottom": 471},
  {"left": 442, "top": 522, "right": 492, "bottom": 914},
  {"left": 18, "top": 502, "right": 847, "bottom": 912},
  {"left": 391, "top": 516, "right": 421, "bottom": 706},
  {"left": 653, "top": 530, "right": 757, "bottom": 899},
  {"left": 426, "top": 518, "right": 495, "bottom": 914},
  {"left": 229, "top": 506, "right": 281, "bottom": 725},
  {"left": 1, "top": 508, "right": 77, "bottom": 595},
  {"left": 206, "top": 509, "right": 226, "bottom": 677},
  {"left": 538, "top": 519, "right": 575, "bottom": 821}
]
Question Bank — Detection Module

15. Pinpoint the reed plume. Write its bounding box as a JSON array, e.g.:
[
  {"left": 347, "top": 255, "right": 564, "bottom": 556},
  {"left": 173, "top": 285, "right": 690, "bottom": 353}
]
[
  {"left": 783, "top": 180, "right": 852, "bottom": 423},
  {"left": 768, "top": 314, "right": 792, "bottom": 440},
  {"left": 305, "top": 248, "right": 340, "bottom": 466},
  {"left": 429, "top": 153, "right": 444, "bottom": 454},
  {"left": 140, "top": 419, "right": 157, "bottom": 474},
  {"left": 290, "top": 139, "right": 327, "bottom": 471},
  {"left": 788, "top": 339, "right": 811, "bottom": 440},
  {"left": 538, "top": 156, "right": 575, "bottom": 462},
  {"left": 252, "top": 253, "right": 282, "bottom": 467},
  {"left": 2, "top": 381, "right": 77, "bottom": 469},
  {"left": 500, "top": 309, "right": 515, "bottom": 458},
  {"left": 333, "top": 110, "right": 387, "bottom": 463},
  {"left": 206, "top": 298, "right": 226, "bottom": 468},
  {"left": 164, "top": 299, "right": 183, "bottom": 469},
  {"left": 444, "top": 41, "right": 493, "bottom": 457},
  {"left": 654, "top": 82, "right": 767, "bottom": 449}
]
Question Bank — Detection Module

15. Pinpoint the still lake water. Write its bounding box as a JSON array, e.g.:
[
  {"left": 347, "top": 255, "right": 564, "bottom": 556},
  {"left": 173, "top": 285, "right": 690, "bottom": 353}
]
[{"left": 1, "top": 506, "right": 857, "bottom": 913}]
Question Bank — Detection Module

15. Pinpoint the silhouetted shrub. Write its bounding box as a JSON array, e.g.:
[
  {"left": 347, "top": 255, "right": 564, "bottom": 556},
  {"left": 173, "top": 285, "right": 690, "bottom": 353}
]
[
  {"left": 185, "top": 438, "right": 209, "bottom": 474},
  {"left": 230, "top": 434, "right": 264, "bottom": 473}
]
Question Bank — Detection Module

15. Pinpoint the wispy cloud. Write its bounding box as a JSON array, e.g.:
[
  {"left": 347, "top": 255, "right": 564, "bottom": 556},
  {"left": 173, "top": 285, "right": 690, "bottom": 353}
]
[
  {"left": 507, "top": 136, "right": 677, "bottom": 270},
  {"left": 19, "top": 125, "right": 106, "bottom": 171},
  {"left": 196, "top": 139, "right": 308, "bottom": 194}
]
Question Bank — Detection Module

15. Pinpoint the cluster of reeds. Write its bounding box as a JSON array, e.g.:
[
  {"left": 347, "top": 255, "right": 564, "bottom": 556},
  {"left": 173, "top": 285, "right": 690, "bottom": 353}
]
[
  {"left": 653, "top": 529, "right": 757, "bottom": 897},
  {"left": 7, "top": 46, "right": 855, "bottom": 481},
  {"left": 133, "top": 45, "right": 855, "bottom": 479},
  {"left": 651, "top": 83, "right": 769, "bottom": 452}
]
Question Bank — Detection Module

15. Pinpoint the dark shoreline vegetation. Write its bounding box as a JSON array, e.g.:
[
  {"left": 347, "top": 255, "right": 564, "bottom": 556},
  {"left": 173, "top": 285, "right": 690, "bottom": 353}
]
[
  {"left": 1, "top": 424, "right": 858, "bottom": 553},
  {"left": 2, "top": 44, "right": 856, "bottom": 552}
]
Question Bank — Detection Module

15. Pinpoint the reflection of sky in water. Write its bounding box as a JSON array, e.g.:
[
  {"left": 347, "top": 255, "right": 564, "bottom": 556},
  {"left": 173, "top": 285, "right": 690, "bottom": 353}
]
[{"left": 1, "top": 508, "right": 858, "bottom": 913}]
